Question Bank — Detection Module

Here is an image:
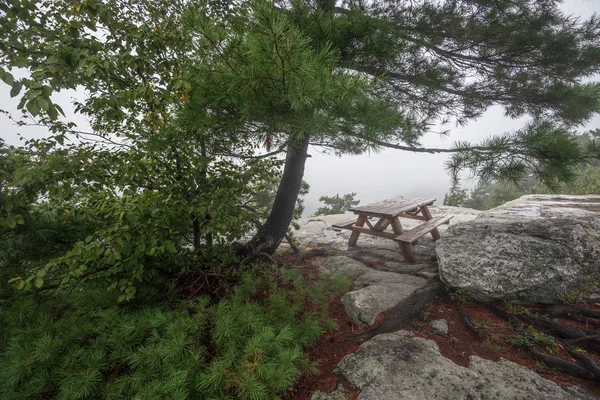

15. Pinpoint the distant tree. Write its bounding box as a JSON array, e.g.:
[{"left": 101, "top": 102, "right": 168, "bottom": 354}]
[
  {"left": 314, "top": 193, "right": 360, "bottom": 216},
  {"left": 450, "top": 165, "right": 600, "bottom": 211},
  {"left": 443, "top": 182, "right": 469, "bottom": 207}
]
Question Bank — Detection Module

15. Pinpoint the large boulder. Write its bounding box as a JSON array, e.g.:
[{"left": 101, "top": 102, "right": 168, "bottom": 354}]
[
  {"left": 437, "top": 195, "right": 600, "bottom": 303},
  {"left": 335, "top": 330, "right": 595, "bottom": 400}
]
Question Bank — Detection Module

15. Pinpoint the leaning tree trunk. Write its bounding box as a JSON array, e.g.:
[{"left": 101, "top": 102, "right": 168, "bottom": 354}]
[{"left": 246, "top": 133, "right": 311, "bottom": 255}]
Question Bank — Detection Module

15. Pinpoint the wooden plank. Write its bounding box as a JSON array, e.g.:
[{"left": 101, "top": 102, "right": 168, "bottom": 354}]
[
  {"left": 332, "top": 217, "right": 359, "bottom": 229},
  {"left": 347, "top": 198, "right": 414, "bottom": 214},
  {"left": 398, "top": 213, "right": 427, "bottom": 222},
  {"left": 349, "top": 198, "right": 436, "bottom": 219},
  {"left": 399, "top": 242, "right": 416, "bottom": 262},
  {"left": 396, "top": 215, "right": 452, "bottom": 244},
  {"left": 419, "top": 205, "right": 440, "bottom": 240},
  {"left": 372, "top": 217, "right": 391, "bottom": 231},
  {"left": 390, "top": 217, "right": 404, "bottom": 234},
  {"left": 347, "top": 226, "right": 399, "bottom": 240},
  {"left": 348, "top": 215, "right": 367, "bottom": 245}
]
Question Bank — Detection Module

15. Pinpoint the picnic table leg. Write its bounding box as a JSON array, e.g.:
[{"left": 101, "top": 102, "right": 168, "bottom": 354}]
[
  {"left": 348, "top": 215, "right": 367, "bottom": 246},
  {"left": 373, "top": 217, "right": 391, "bottom": 231},
  {"left": 399, "top": 242, "right": 417, "bottom": 263},
  {"left": 420, "top": 205, "right": 440, "bottom": 241},
  {"left": 390, "top": 217, "right": 404, "bottom": 234},
  {"left": 391, "top": 217, "right": 416, "bottom": 262}
]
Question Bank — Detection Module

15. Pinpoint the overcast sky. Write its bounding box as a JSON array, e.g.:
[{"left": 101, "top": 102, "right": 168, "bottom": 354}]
[{"left": 1, "top": 0, "right": 599, "bottom": 216}]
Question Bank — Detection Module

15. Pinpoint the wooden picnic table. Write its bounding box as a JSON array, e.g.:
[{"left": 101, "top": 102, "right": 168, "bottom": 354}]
[{"left": 332, "top": 197, "right": 451, "bottom": 262}]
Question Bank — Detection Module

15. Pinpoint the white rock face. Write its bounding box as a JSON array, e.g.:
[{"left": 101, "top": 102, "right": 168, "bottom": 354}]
[
  {"left": 437, "top": 195, "right": 600, "bottom": 303},
  {"left": 335, "top": 330, "right": 595, "bottom": 400},
  {"left": 341, "top": 272, "right": 427, "bottom": 327}
]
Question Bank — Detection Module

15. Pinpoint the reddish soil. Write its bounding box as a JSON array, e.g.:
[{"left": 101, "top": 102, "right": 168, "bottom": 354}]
[{"left": 278, "top": 249, "right": 600, "bottom": 399}]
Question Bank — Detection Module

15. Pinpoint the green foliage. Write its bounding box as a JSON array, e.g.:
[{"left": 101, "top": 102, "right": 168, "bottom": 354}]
[
  {"left": 314, "top": 193, "right": 360, "bottom": 216},
  {"left": 446, "top": 155, "right": 600, "bottom": 211},
  {"left": 557, "top": 280, "right": 600, "bottom": 305},
  {"left": 471, "top": 320, "right": 491, "bottom": 330},
  {"left": 0, "top": 265, "right": 345, "bottom": 399},
  {"left": 507, "top": 334, "right": 535, "bottom": 349},
  {"left": 504, "top": 302, "right": 534, "bottom": 317},
  {"left": 443, "top": 181, "right": 469, "bottom": 207},
  {"left": 448, "top": 287, "right": 469, "bottom": 307},
  {"left": 0, "top": 135, "right": 279, "bottom": 298},
  {"left": 3, "top": 0, "right": 600, "bottom": 260},
  {"left": 528, "top": 328, "right": 558, "bottom": 353}
]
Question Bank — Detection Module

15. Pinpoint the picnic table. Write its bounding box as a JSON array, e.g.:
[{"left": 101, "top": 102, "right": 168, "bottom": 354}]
[{"left": 332, "top": 197, "right": 452, "bottom": 262}]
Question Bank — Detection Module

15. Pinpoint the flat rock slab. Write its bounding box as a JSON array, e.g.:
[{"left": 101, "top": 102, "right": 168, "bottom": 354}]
[
  {"left": 341, "top": 274, "right": 427, "bottom": 326},
  {"left": 313, "top": 256, "right": 372, "bottom": 281},
  {"left": 335, "top": 330, "right": 595, "bottom": 400},
  {"left": 353, "top": 271, "right": 426, "bottom": 290},
  {"left": 382, "top": 261, "right": 437, "bottom": 275}
]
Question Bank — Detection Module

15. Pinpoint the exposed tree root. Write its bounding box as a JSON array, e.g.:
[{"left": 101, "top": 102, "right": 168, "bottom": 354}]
[
  {"left": 460, "top": 312, "right": 489, "bottom": 341},
  {"left": 490, "top": 304, "right": 600, "bottom": 381},
  {"left": 529, "top": 347, "right": 595, "bottom": 379},
  {"left": 565, "top": 346, "right": 600, "bottom": 380},
  {"left": 540, "top": 305, "right": 600, "bottom": 320},
  {"left": 515, "top": 314, "right": 600, "bottom": 354}
]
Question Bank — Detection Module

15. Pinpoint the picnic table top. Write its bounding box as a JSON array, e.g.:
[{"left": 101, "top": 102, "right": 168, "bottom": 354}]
[{"left": 348, "top": 197, "right": 436, "bottom": 218}]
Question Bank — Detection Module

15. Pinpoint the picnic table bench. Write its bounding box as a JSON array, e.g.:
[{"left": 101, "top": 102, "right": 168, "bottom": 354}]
[{"left": 332, "top": 197, "right": 451, "bottom": 262}]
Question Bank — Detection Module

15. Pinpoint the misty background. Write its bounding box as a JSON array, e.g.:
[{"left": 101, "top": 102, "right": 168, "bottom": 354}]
[{"left": 1, "top": 0, "right": 599, "bottom": 216}]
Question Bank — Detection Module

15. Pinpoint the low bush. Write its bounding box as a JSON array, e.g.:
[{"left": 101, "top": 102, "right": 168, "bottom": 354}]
[{"left": 0, "top": 266, "right": 344, "bottom": 399}]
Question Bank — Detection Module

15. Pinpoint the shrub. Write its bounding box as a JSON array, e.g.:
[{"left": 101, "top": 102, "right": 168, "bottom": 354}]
[{"left": 0, "top": 266, "right": 341, "bottom": 399}]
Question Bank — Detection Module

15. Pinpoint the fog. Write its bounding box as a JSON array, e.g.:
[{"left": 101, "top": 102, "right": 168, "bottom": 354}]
[{"left": 1, "top": 0, "right": 599, "bottom": 216}]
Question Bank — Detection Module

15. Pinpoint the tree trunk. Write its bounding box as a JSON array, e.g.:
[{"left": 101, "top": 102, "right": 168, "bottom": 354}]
[{"left": 246, "top": 133, "right": 311, "bottom": 255}]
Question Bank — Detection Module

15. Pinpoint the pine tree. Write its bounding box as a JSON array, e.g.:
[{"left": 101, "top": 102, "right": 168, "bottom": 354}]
[
  {"left": 314, "top": 193, "right": 360, "bottom": 215},
  {"left": 2, "top": 0, "right": 600, "bottom": 256}
]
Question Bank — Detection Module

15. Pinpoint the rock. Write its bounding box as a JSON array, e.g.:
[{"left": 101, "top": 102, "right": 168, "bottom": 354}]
[
  {"left": 310, "top": 384, "right": 351, "bottom": 400},
  {"left": 353, "top": 271, "right": 426, "bottom": 290},
  {"left": 430, "top": 319, "right": 448, "bottom": 336},
  {"left": 437, "top": 195, "right": 600, "bottom": 303},
  {"left": 341, "top": 275, "right": 427, "bottom": 327},
  {"left": 335, "top": 330, "right": 594, "bottom": 400},
  {"left": 416, "top": 271, "right": 439, "bottom": 280},
  {"left": 313, "top": 256, "right": 372, "bottom": 281},
  {"left": 382, "top": 261, "right": 438, "bottom": 276},
  {"left": 360, "top": 249, "right": 405, "bottom": 261}
]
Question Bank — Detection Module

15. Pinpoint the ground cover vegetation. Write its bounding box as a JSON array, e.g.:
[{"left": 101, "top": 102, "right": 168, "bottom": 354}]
[{"left": 1, "top": 0, "right": 600, "bottom": 397}]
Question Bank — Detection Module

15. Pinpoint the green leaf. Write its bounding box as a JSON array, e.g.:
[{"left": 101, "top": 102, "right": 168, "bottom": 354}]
[
  {"left": 10, "top": 82, "right": 22, "bottom": 98},
  {"left": 37, "top": 97, "right": 50, "bottom": 111},
  {"left": 0, "top": 70, "right": 14, "bottom": 86},
  {"left": 34, "top": 277, "right": 44, "bottom": 288},
  {"left": 48, "top": 105, "right": 59, "bottom": 120},
  {"left": 26, "top": 100, "right": 41, "bottom": 116}
]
